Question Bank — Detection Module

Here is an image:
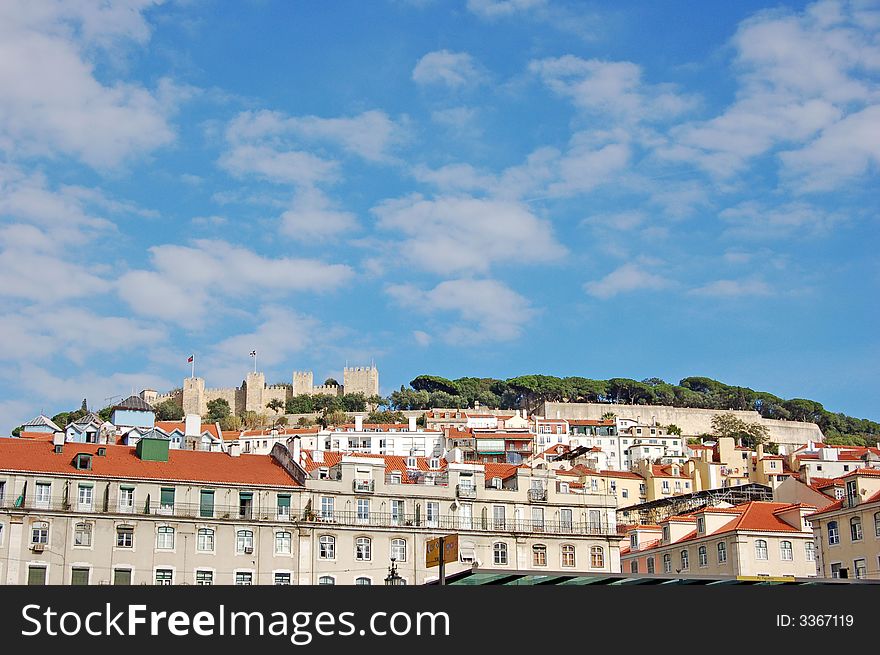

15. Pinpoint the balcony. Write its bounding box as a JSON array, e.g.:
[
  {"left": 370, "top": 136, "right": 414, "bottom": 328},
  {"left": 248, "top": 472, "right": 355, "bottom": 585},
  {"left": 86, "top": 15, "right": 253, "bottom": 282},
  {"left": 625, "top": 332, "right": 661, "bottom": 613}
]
[
  {"left": 353, "top": 479, "right": 375, "bottom": 493},
  {"left": 528, "top": 488, "right": 547, "bottom": 502},
  {"left": 456, "top": 484, "right": 477, "bottom": 499},
  {"left": 384, "top": 473, "right": 449, "bottom": 486}
]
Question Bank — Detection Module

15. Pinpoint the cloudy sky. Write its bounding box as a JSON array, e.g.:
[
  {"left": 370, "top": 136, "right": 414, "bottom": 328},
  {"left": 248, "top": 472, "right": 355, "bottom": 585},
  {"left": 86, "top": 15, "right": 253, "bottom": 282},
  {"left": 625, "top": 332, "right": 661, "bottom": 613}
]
[{"left": 0, "top": 0, "right": 878, "bottom": 432}]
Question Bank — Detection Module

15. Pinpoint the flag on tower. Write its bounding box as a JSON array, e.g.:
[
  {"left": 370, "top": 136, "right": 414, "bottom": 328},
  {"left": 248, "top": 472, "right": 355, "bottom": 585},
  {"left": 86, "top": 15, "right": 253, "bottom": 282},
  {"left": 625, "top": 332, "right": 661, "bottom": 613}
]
[
  {"left": 249, "top": 350, "right": 257, "bottom": 357},
  {"left": 187, "top": 354, "right": 194, "bottom": 363}
]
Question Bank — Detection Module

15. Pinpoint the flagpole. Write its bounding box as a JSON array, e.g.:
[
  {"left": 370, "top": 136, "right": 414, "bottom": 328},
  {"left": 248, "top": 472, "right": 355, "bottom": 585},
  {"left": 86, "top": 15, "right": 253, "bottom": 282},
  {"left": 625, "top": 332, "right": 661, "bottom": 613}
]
[{"left": 191, "top": 356, "right": 195, "bottom": 379}]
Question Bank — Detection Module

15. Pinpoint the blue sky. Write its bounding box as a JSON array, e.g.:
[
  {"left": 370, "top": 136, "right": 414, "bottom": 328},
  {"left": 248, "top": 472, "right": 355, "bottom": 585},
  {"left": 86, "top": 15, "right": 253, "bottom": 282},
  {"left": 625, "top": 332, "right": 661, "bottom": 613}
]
[{"left": 0, "top": 0, "right": 878, "bottom": 433}]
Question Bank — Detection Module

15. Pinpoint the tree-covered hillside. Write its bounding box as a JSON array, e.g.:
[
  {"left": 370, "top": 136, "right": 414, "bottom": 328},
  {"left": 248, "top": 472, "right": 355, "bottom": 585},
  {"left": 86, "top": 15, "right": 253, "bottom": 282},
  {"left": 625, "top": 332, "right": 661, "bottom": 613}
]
[{"left": 389, "top": 375, "right": 879, "bottom": 444}]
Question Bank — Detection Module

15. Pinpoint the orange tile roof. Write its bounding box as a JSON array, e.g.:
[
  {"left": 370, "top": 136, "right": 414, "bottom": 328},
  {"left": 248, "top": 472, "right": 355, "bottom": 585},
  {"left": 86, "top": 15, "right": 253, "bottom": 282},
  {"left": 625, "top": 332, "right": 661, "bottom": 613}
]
[
  {"left": 650, "top": 464, "right": 690, "bottom": 479},
  {"left": 711, "top": 502, "right": 809, "bottom": 534},
  {"left": 15, "top": 431, "right": 56, "bottom": 441},
  {"left": 0, "top": 439, "right": 301, "bottom": 487},
  {"left": 568, "top": 419, "right": 615, "bottom": 426},
  {"left": 154, "top": 421, "right": 222, "bottom": 439}
]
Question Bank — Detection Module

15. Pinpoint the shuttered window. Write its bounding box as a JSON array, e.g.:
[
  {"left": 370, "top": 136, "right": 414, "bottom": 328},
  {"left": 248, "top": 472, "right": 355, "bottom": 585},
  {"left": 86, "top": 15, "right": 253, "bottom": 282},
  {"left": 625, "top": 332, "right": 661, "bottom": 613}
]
[
  {"left": 199, "top": 490, "right": 214, "bottom": 518},
  {"left": 160, "top": 488, "right": 175, "bottom": 507},
  {"left": 113, "top": 569, "right": 132, "bottom": 585},
  {"left": 71, "top": 568, "right": 90, "bottom": 585},
  {"left": 27, "top": 566, "right": 47, "bottom": 585}
]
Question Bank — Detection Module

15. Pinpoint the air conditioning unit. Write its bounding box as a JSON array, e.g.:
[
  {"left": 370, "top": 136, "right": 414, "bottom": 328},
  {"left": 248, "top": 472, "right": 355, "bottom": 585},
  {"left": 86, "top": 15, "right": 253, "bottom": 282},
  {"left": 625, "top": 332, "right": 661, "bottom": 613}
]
[
  {"left": 31, "top": 543, "right": 45, "bottom": 553},
  {"left": 244, "top": 547, "right": 254, "bottom": 554}
]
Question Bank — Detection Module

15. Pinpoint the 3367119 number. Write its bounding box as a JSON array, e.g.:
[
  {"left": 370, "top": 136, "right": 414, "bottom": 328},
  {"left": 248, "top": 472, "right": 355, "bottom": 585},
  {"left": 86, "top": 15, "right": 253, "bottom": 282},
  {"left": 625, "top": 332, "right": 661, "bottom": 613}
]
[{"left": 799, "top": 614, "right": 854, "bottom": 627}]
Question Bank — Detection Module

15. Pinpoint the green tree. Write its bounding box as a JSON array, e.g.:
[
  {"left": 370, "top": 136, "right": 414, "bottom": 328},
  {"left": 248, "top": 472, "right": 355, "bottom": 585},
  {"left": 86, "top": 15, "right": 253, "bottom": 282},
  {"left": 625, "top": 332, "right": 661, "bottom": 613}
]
[
  {"left": 320, "top": 409, "right": 348, "bottom": 428},
  {"left": 266, "top": 398, "right": 285, "bottom": 413},
  {"left": 97, "top": 406, "right": 113, "bottom": 422},
  {"left": 296, "top": 416, "right": 315, "bottom": 427},
  {"left": 274, "top": 415, "right": 289, "bottom": 427},
  {"left": 206, "top": 398, "right": 231, "bottom": 422},
  {"left": 12, "top": 425, "right": 23, "bottom": 437},
  {"left": 340, "top": 393, "right": 367, "bottom": 412},
  {"left": 601, "top": 411, "right": 617, "bottom": 420},
  {"left": 154, "top": 399, "right": 184, "bottom": 421},
  {"left": 665, "top": 424, "right": 682, "bottom": 436},
  {"left": 219, "top": 415, "right": 241, "bottom": 431},
  {"left": 367, "top": 409, "right": 407, "bottom": 424},
  {"left": 324, "top": 378, "right": 339, "bottom": 387},
  {"left": 286, "top": 394, "right": 315, "bottom": 414}
]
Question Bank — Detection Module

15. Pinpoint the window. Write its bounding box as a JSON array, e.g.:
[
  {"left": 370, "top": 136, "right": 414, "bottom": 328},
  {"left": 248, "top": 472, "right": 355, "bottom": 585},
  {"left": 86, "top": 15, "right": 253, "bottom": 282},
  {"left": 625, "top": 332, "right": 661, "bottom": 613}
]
[
  {"left": 390, "top": 499, "right": 405, "bottom": 525},
  {"left": 28, "top": 566, "right": 47, "bottom": 586},
  {"left": 460, "top": 503, "right": 473, "bottom": 529},
  {"left": 828, "top": 521, "right": 840, "bottom": 545},
  {"left": 318, "top": 576, "right": 335, "bottom": 585},
  {"left": 591, "top": 546, "right": 605, "bottom": 568},
  {"left": 274, "top": 572, "right": 291, "bottom": 585},
  {"left": 662, "top": 526, "right": 670, "bottom": 542},
  {"left": 116, "top": 526, "right": 134, "bottom": 548},
  {"left": 661, "top": 481, "right": 670, "bottom": 493},
  {"left": 196, "top": 570, "right": 213, "bottom": 586},
  {"left": 350, "top": 576, "right": 371, "bottom": 586},
  {"left": 494, "top": 542, "right": 508, "bottom": 565},
  {"left": 320, "top": 496, "right": 335, "bottom": 520},
  {"left": 355, "top": 537, "right": 371, "bottom": 561},
  {"left": 32, "top": 522, "right": 49, "bottom": 545},
  {"left": 560, "top": 508, "right": 573, "bottom": 531},
  {"left": 561, "top": 544, "right": 576, "bottom": 567},
  {"left": 356, "top": 498, "right": 370, "bottom": 524},
  {"left": 533, "top": 544, "right": 547, "bottom": 566},
  {"left": 663, "top": 553, "right": 672, "bottom": 573},
  {"left": 35, "top": 482, "right": 51, "bottom": 507},
  {"left": 780, "top": 540, "right": 793, "bottom": 561},
  {"left": 197, "top": 528, "right": 214, "bottom": 552},
  {"left": 275, "top": 531, "right": 292, "bottom": 555},
  {"left": 717, "top": 541, "right": 727, "bottom": 563},
  {"left": 236, "top": 530, "right": 254, "bottom": 553},
  {"left": 319, "top": 535, "right": 335, "bottom": 559},
  {"left": 531, "top": 507, "right": 544, "bottom": 531},
  {"left": 113, "top": 569, "right": 132, "bottom": 585},
  {"left": 77, "top": 484, "right": 93, "bottom": 510},
  {"left": 630, "top": 560, "right": 639, "bottom": 574},
  {"left": 426, "top": 501, "right": 439, "bottom": 528},
  {"left": 493, "top": 506, "right": 505, "bottom": 530},
  {"left": 622, "top": 489, "right": 629, "bottom": 499},
  {"left": 0, "top": 480, "right": 5, "bottom": 504},
  {"left": 155, "top": 569, "right": 173, "bottom": 585},
  {"left": 854, "top": 558, "right": 867, "bottom": 579},
  {"left": 696, "top": 517, "right": 705, "bottom": 533},
  {"left": 680, "top": 549, "right": 689, "bottom": 570},
  {"left": 239, "top": 492, "right": 253, "bottom": 520},
  {"left": 875, "top": 512, "right": 880, "bottom": 538},
  {"left": 850, "top": 517, "right": 863, "bottom": 541},
  {"left": 391, "top": 538, "right": 406, "bottom": 562},
  {"left": 639, "top": 483, "right": 646, "bottom": 495},
  {"left": 698, "top": 545, "right": 708, "bottom": 567},
  {"left": 235, "top": 572, "right": 253, "bottom": 586},
  {"left": 805, "top": 541, "right": 816, "bottom": 562},
  {"left": 199, "top": 490, "right": 214, "bottom": 518},
  {"left": 830, "top": 562, "right": 841, "bottom": 578},
  {"left": 74, "top": 522, "right": 92, "bottom": 547},
  {"left": 159, "top": 488, "right": 175, "bottom": 514},
  {"left": 119, "top": 486, "right": 135, "bottom": 512},
  {"left": 277, "top": 494, "right": 291, "bottom": 520},
  {"left": 157, "top": 526, "right": 175, "bottom": 550},
  {"left": 755, "top": 539, "right": 768, "bottom": 560},
  {"left": 646, "top": 557, "right": 655, "bottom": 574}
]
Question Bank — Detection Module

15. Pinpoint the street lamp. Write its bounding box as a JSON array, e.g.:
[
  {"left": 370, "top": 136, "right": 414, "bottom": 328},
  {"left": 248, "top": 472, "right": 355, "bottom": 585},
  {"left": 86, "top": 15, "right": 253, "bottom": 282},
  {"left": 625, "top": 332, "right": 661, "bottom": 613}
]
[{"left": 384, "top": 558, "right": 405, "bottom": 585}]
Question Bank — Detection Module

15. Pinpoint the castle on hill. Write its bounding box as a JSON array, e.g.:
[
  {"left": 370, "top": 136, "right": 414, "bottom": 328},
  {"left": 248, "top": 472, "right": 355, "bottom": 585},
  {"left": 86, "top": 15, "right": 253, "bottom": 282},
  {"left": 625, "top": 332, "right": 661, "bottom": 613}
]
[{"left": 141, "top": 365, "right": 379, "bottom": 417}]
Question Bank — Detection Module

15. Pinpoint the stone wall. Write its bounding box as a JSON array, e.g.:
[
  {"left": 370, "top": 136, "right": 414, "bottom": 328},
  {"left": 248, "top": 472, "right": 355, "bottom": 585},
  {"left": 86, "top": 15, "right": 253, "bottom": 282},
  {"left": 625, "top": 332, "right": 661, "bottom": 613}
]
[
  {"left": 540, "top": 402, "right": 823, "bottom": 447},
  {"left": 343, "top": 366, "right": 379, "bottom": 397}
]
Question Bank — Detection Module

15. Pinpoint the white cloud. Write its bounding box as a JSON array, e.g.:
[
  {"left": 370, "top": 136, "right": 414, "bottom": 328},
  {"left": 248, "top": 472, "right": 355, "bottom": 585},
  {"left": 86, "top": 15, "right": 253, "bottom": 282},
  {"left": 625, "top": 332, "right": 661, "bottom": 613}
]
[
  {"left": 280, "top": 187, "right": 359, "bottom": 241},
  {"left": 224, "top": 109, "right": 403, "bottom": 164},
  {"left": 413, "top": 330, "right": 433, "bottom": 346},
  {"left": 372, "top": 194, "right": 567, "bottom": 275},
  {"left": 0, "top": 307, "right": 166, "bottom": 365},
  {"left": 387, "top": 278, "right": 535, "bottom": 342},
  {"left": 219, "top": 144, "right": 339, "bottom": 186},
  {"left": 117, "top": 239, "right": 354, "bottom": 325},
  {"left": 661, "top": 1, "right": 880, "bottom": 178},
  {"left": 584, "top": 263, "right": 673, "bottom": 299},
  {"left": 780, "top": 104, "right": 880, "bottom": 191},
  {"left": 413, "top": 50, "right": 485, "bottom": 88},
  {"left": 0, "top": 0, "right": 177, "bottom": 168},
  {"left": 530, "top": 55, "right": 698, "bottom": 124},
  {"left": 467, "top": 0, "right": 547, "bottom": 19},
  {"left": 720, "top": 201, "right": 842, "bottom": 237},
  {"left": 689, "top": 278, "right": 772, "bottom": 297},
  {"left": 0, "top": 250, "right": 112, "bottom": 303}
]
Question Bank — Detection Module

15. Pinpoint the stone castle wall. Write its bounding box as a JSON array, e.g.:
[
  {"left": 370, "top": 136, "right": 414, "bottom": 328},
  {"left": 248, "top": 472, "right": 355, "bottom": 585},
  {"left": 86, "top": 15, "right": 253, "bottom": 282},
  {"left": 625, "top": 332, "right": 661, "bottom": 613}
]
[
  {"left": 540, "top": 402, "right": 823, "bottom": 446},
  {"left": 343, "top": 366, "right": 379, "bottom": 397}
]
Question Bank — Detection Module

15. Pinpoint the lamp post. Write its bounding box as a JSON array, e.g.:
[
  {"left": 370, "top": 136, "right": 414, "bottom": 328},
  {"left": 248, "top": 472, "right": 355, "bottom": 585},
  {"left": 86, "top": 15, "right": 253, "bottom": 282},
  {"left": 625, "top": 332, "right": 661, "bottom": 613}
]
[{"left": 384, "top": 557, "right": 405, "bottom": 585}]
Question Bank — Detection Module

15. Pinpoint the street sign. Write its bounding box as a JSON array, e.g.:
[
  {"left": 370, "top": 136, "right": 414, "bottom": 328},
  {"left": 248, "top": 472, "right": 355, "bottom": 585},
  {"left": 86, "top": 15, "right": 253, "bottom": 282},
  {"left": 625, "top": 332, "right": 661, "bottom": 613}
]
[{"left": 426, "top": 534, "right": 458, "bottom": 568}]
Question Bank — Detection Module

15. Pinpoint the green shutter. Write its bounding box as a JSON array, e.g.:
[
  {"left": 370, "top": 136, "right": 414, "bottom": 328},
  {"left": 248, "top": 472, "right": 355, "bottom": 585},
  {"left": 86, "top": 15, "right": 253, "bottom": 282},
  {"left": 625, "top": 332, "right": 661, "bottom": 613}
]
[
  {"left": 199, "top": 490, "right": 214, "bottom": 517},
  {"left": 239, "top": 492, "right": 253, "bottom": 500},
  {"left": 27, "top": 567, "right": 47, "bottom": 585},
  {"left": 160, "top": 488, "right": 175, "bottom": 506},
  {"left": 113, "top": 569, "right": 132, "bottom": 585},
  {"left": 71, "top": 568, "right": 90, "bottom": 585},
  {"left": 277, "top": 494, "right": 290, "bottom": 509}
]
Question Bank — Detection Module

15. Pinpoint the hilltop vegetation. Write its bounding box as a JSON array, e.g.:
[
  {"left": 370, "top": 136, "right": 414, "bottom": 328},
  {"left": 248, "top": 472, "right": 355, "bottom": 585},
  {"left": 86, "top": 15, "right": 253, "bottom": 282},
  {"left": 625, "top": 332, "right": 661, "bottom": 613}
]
[{"left": 389, "top": 375, "right": 879, "bottom": 444}]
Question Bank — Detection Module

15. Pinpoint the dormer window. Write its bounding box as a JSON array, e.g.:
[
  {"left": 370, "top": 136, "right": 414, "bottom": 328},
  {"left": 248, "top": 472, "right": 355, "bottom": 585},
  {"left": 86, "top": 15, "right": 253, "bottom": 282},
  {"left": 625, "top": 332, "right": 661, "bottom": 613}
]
[
  {"left": 697, "top": 517, "right": 705, "bottom": 533},
  {"left": 662, "top": 525, "right": 670, "bottom": 542},
  {"left": 491, "top": 477, "right": 502, "bottom": 489},
  {"left": 429, "top": 457, "right": 440, "bottom": 469},
  {"left": 318, "top": 467, "right": 330, "bottom": 480},
  {"left": 406, "top": 457, "right": 417, "bottom": 469},
  {"left": 74, "top": 453, "right": 92, "bottom": 470}
]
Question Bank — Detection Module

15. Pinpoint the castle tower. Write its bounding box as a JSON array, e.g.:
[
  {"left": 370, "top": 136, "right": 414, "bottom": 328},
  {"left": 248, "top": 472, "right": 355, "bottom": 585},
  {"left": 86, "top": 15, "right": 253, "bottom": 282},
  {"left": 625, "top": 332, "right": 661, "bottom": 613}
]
[
  {"left": 182, "top": 377, "right": 207, "bottom": 416},
  {"left": 292, "top": 371, "right": 314, "bottom": 396},
  {"left": 343, "top": 365, "right": 379, "bottom": 397},
  {"left": 244, "top": 371, "right": 266, "bottom": 413}
]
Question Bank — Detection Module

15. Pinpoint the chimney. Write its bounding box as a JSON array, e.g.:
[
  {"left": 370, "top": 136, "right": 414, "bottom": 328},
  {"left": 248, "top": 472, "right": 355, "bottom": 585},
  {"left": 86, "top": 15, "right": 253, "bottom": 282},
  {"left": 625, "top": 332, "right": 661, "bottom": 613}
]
[
  {"left": 184, "top": 414, "right": 201, "bottom": 437},
  {"left": 229, "top": 443, "right": 241, "bottom": 457},
  {"left": 408, "top": 416, "right": 417, "bottom": 432},
  {"left": 355, "top": 415, "right": 363, "bottom": 431},
  {"left": 52, "top": 432, "right": 65, "bottom": 452},
  {"left": 291, "top": 436, "right": 301, "bottom": 464},
  {"left": 756, "top": 443, "right": 764, "bottom": 460}
]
